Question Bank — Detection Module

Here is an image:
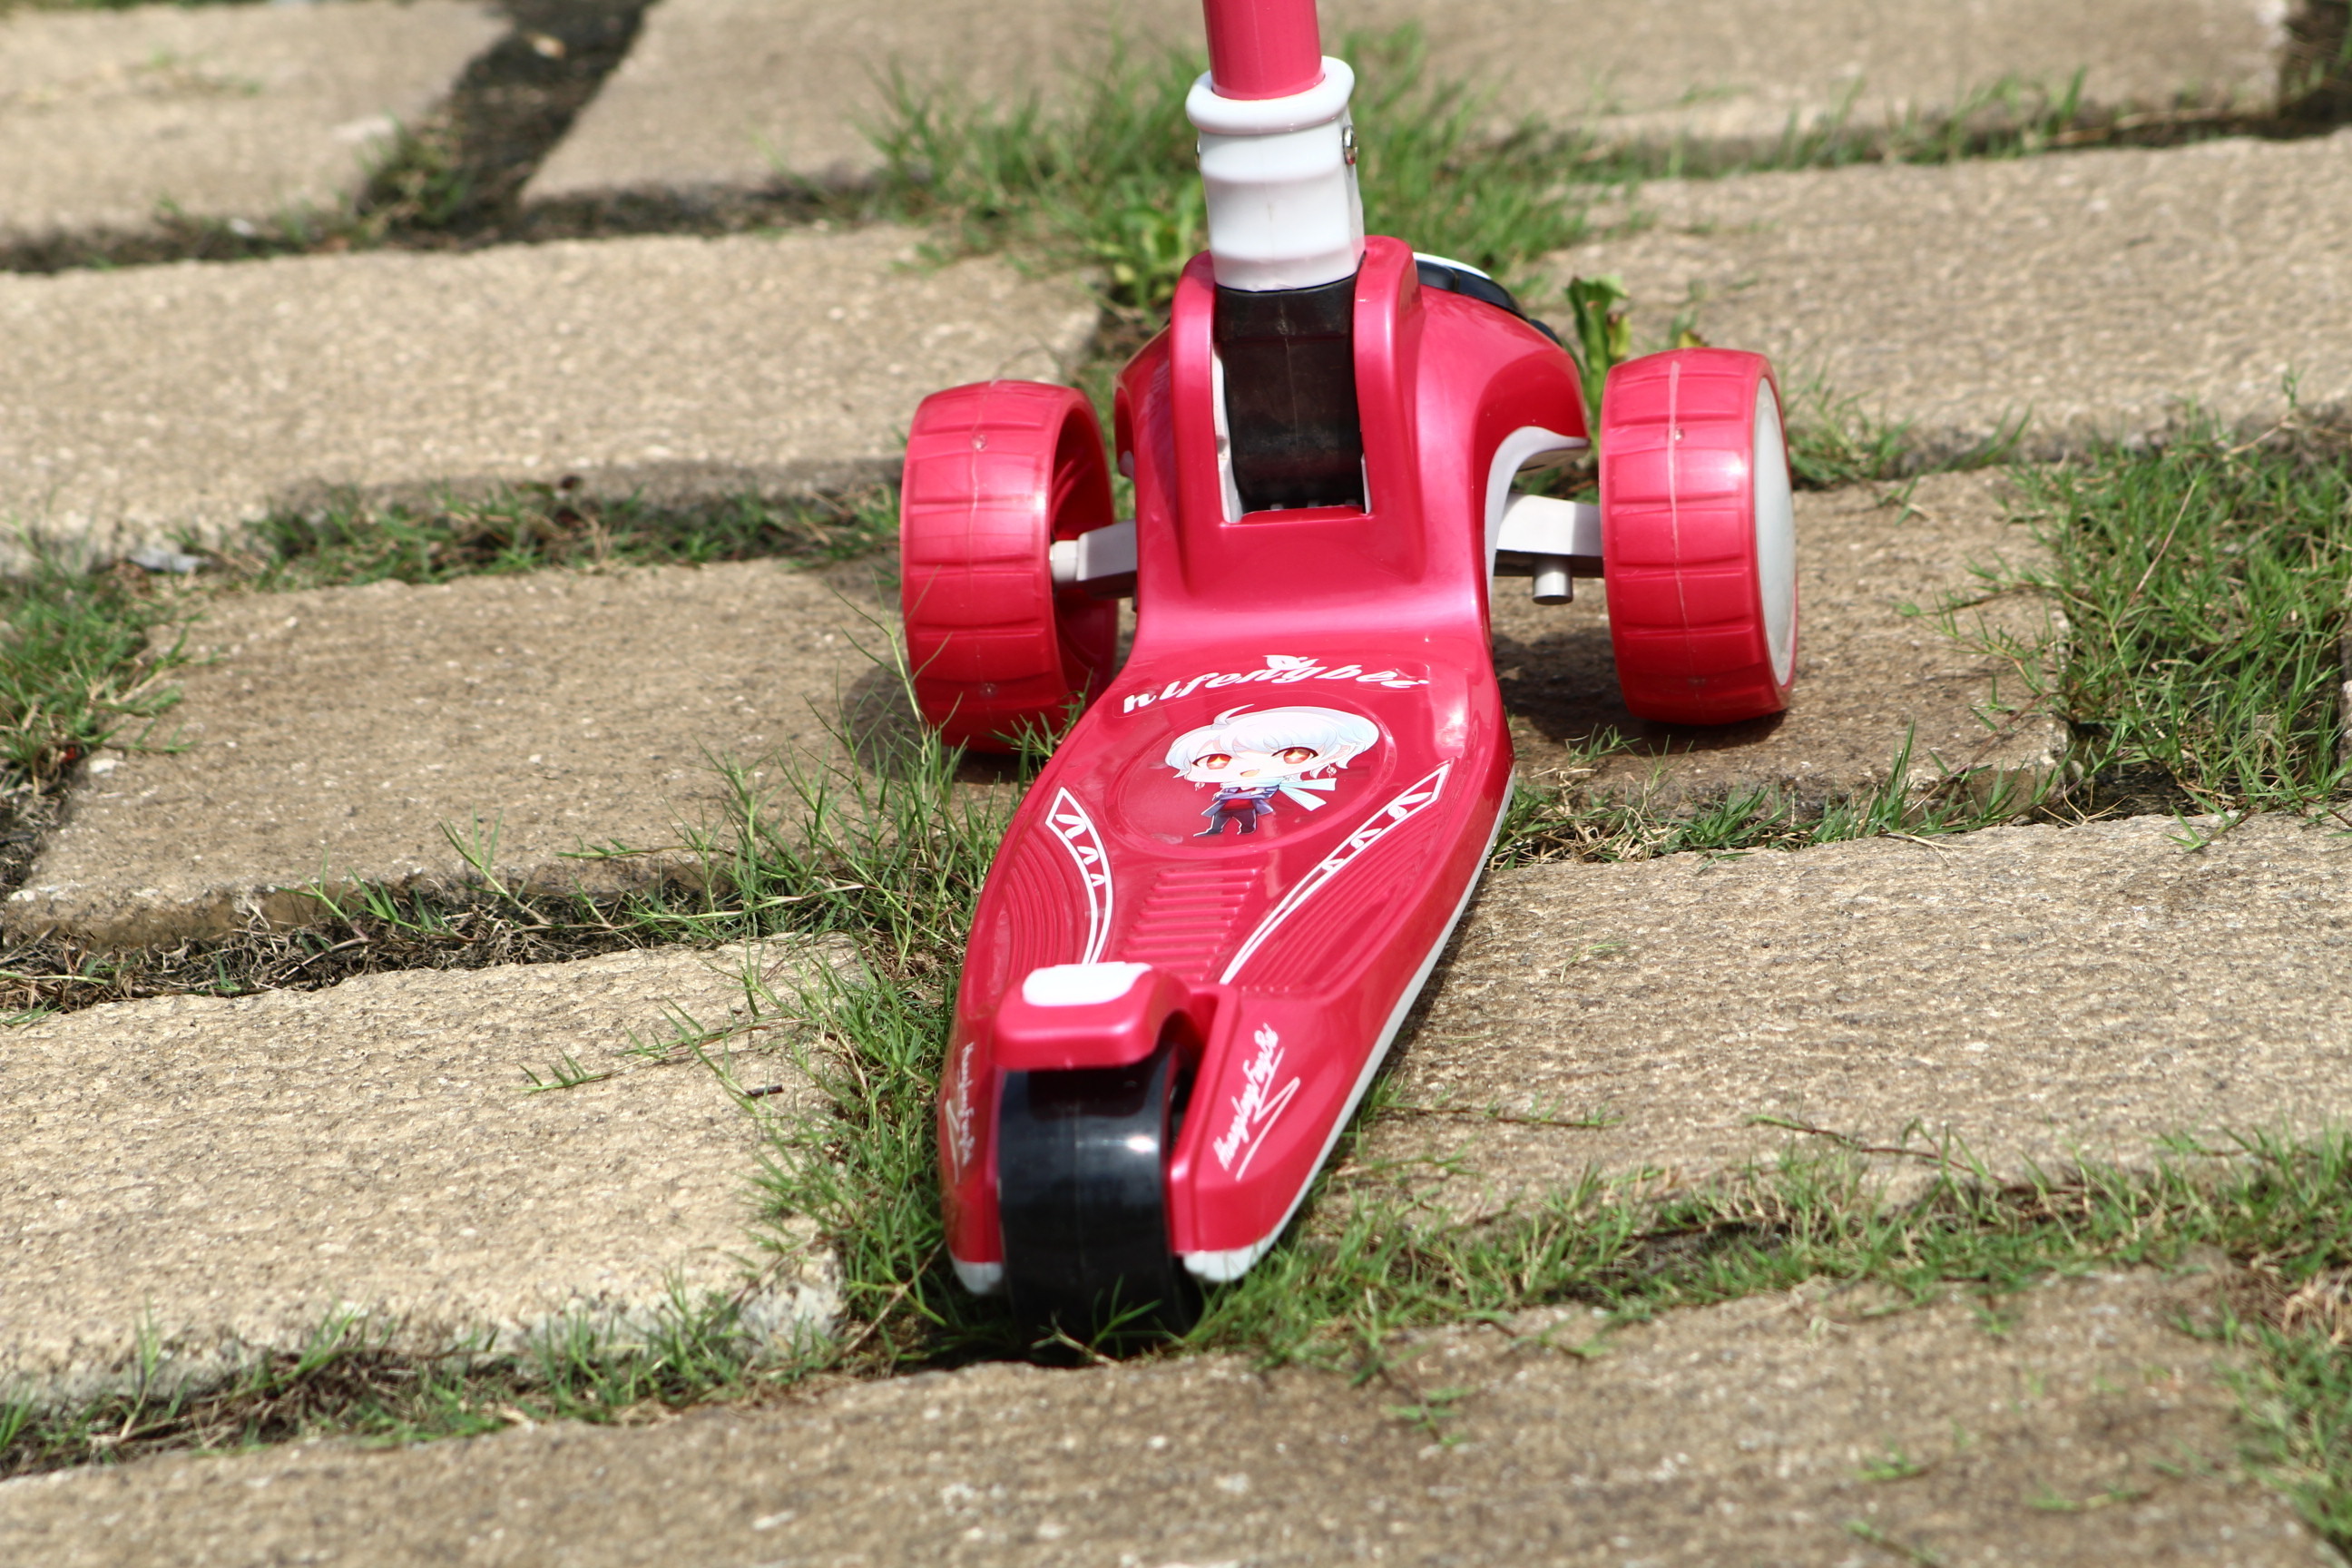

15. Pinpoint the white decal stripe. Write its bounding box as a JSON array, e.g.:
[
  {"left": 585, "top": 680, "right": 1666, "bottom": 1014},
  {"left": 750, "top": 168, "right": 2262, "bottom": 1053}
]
[
  {"left": 1181, "top": 796, "right": 1504, "bottom": 1284},
  {"left": 1218, "top": 761, "right": 1452, "bottom": 985},
  {"left": 1232, "top": 1078, "right": 1299, "bottom": 1179},
  {"left": 1044, "top": 788, "right": 1113, "bottom": 964}
]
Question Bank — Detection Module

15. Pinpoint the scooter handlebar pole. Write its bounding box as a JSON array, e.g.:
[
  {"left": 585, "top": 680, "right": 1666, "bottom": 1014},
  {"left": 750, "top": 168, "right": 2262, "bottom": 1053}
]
[
  {"left": 1200, "top": 0, "right": 1324, "bottom": 100},
  {"left": 1189, "top": 1, "right": 1362, "bottom": 291}
]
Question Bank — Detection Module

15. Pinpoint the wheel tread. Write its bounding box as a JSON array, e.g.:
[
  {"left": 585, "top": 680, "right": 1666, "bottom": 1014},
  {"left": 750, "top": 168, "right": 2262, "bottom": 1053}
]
[
  {"left": 899, "top": 381, "right": 1118, "bottom": 749},
  {"left": 1599, "top": 348, "right": 1798, "bottom": 726}
]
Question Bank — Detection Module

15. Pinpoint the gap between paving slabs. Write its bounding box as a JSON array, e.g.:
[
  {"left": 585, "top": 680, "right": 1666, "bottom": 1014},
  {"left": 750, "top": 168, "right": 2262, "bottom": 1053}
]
[
  {"left": 5, "top": 580, "right": 2352, "bottom": 1539},
  {"left": 3, "top": 556, "right": 914, "bottom": 948},
  {"left": 0, "top": 0, "right": 660, "bottom": 271},
  {"left": 0, "top": 1269, "right": 2332, "bottom": 1566},
  {"left": 0, "top": 27, "right": 2342, "bottom": 1523},
  {"left": 0, "top": 0, "right": 505, "bottom": 255}
]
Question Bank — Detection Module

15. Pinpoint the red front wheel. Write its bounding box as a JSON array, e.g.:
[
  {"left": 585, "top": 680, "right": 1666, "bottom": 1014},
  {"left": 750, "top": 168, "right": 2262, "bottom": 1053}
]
[
  {"left": 900, "top": 382, "right": 1120, "bottom": 751},
  {"left": 1598, "top": 348, "right": 1798, "bottom": 726}
]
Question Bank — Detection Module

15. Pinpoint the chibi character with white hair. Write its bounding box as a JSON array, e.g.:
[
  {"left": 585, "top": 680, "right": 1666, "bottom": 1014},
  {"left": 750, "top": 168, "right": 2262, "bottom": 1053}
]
[{"left": 1162, "top": 705, "right": 1382, "bottom": 838}]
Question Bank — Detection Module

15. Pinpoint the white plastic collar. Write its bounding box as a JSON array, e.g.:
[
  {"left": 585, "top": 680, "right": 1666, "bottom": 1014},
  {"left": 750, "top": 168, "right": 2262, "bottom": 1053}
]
[{"left": 1184, "top": 58, "right": 1355, "bottom": 136}]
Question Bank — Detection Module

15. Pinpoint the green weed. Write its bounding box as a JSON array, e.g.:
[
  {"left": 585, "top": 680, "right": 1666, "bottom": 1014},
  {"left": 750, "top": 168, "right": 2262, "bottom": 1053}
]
[
  {"left": 0, "top": 1286, "right": 790, "bottom": 1479},
  {"left": 1561, "top": 274, "right": 1633, "bottom": 433},
  {"left": 0, "top": 554, "right": 191, "bottom": 795},
  {"left": 239, "top": 484, "right": 897, "bottom": 590},
  {"left": 871, "top": 26, "right": 1602, "bottom": 311},
  {"left": 2235, "top": 1314, "right": 2352, "bottom": 1541},
  {"left": 1858, "top": 1444, "right": 1931, "bottom": 1482},
  {"left": 1494, "top": 727, "right": 2057, "bottom": 867},
  {"left": 1945, "top": 413, "right": 2352, "bottom": 813}
]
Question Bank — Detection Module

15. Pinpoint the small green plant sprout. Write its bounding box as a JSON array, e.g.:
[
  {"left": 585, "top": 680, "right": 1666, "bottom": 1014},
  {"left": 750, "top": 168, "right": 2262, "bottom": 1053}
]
[
  {"left": 1843, "top": 1518, "right": 1945, "bottom": 1565},
  {"left": 1561, "top": 274, "right": 1632, "bottom": 435},
  {"left": 1385, "top": 1384, "right": 1478, "bottom": 1446},
  {"left": 1086, "top": 180, "right": 1206, "bottom": 309},
  {"left": 1547, "top": 939, "right": 1626, "bottom": 976},
  {"left": 1857, "top": 1443, "right": 1930, "bottom": 1482},
  {"left": 622, "top": 1002, "right": 769, "bottom": 1067},
  {"left": 519, "top": 1051, "right": 612, "bottom": 1093},
  {"left": 2027, "top": 1479, "right": 2153, "bottom": 1513},
  {"left": 441, "top": 814, "right": 516, "bottom": 903}
]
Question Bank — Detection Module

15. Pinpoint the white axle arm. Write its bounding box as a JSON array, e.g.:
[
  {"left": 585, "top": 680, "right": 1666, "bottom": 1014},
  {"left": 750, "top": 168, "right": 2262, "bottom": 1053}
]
[{"left": 1049, "top": 520, "right": 1138, "bottom": 597}]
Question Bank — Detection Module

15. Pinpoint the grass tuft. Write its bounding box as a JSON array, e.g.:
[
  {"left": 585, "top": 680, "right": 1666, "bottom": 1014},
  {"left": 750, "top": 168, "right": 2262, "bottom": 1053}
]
[
  {"left": 0, "top": 1288, "right": 790, "bottom": 1479},
  {"left": 0, "top": 554, "right": 190, "bottom": 797},
  {"left": 1494, "top": 728, "right": 2058, "bottom": 867},
  {"left": 236, "top": 484, "right": 897, "bottom": 591},
  {"left": 1945, "top": 411, "right": 2352, "bottom": 814},
  {"left": 872, "top": 25, "right": 1601, "bottom": 312}
]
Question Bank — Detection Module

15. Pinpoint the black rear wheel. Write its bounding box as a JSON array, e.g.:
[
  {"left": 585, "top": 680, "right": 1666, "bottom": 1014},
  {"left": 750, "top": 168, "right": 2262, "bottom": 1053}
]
[{"left": 997, "top": 1044, "right": 1199, "bottom": 1345}]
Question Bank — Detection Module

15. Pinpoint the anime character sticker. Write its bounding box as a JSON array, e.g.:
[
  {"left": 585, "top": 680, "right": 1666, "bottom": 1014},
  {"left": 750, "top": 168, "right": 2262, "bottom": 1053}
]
[{"left": 1163, "top": 706, "right": 1381, "bottom": 838}]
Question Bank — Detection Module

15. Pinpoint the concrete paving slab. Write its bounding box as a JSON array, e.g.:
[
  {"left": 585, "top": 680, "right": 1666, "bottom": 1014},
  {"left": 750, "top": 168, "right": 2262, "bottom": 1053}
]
[
  {"left": 525, "top": 0, "right": 2286, "bottom": 200},
  {"left": 526, "top": 0, "right": 1181, "bottom": 200},
  {"left": 12, "top": 467, "right": 2041, "bottom": 946},
  {"left": 1556, "top": 129, "right": 2352, "bottom": 458},
  {"left": 1349, "top": 0, "right": 2289, "bottom": 146},
  {"left": 0, "top": 1269, "right": 2325, "bottom": 1564},
  {"left": 0, "top": 0, "right": 503, "bottom": 242},
  {"left": 1493, "top": 467, "right": 2066, "bottom": 808},
  {"left": 6, "top": 559, "right": 897, "bottom": 947},
  {"left": 0, "top": 942, "right": 830, "bottom": 1406},
  {"left": 1370, "top": 811, "right": 2352, "bottom": 1205},
  {"left": 0, "top": 225, "right": 1098, "bottom": 567}
]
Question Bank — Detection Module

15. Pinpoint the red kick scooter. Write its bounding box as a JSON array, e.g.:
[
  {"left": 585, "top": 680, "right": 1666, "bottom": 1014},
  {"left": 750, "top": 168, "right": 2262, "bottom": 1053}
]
[{"left": 900, "top": 0, "right": 1797, "bottom": 1336}]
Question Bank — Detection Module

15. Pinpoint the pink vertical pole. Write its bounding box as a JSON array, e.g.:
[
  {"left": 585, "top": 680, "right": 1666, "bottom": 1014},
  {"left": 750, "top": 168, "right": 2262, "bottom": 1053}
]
[{"left": 1200, "top": 0, "right": 1325, "bottom": 100}]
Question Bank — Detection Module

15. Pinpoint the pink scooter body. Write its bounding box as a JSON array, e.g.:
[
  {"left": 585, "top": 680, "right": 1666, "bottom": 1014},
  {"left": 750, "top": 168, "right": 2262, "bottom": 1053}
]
[{"left": 939, "top": 239, "right": 1587, "bottom": 1288}]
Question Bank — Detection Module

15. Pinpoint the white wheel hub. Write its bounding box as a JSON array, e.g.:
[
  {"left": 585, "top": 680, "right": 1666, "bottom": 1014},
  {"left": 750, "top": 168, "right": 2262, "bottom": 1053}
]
[{"left": 1751, "top": 382, "right": 1797, "bottom": 687}]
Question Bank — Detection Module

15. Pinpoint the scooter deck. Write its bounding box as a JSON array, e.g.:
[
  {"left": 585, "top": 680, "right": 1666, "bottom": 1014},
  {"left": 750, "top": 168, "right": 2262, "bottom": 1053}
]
[
  {"left": 941, "top": 630, "right": 1513, "bottom": 1289},
  {"left": 939, "top": 242, "right": 1583, "bottom": 1298},
  {"left": 906, "top": 2, "right": 1787, "bottom": 1324}
]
